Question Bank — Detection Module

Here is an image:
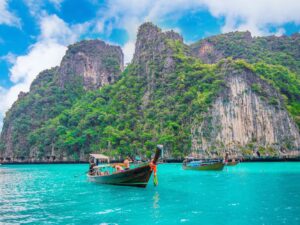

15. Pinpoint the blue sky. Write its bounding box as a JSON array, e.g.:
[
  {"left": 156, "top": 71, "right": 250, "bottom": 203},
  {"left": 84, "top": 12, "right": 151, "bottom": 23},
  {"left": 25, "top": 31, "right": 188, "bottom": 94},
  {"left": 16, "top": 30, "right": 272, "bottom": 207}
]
[{"left": 0, "top": 0, "right": 300, "bottom": 129}]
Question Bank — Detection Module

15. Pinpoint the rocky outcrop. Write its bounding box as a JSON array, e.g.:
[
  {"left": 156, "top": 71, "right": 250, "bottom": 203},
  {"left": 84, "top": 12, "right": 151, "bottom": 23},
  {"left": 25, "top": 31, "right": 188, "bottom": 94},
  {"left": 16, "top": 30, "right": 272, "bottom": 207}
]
[
  {"left": 190, "top": 31, "right": 252, "bottom": 64},
  {"left": 0, "top": 40, "right": 124, "bottom": 162},
  {"left": 133, "top": 22, "right": 183, "bottom": 68},
  {"left": 191, "top": 64, "right": 300, "bottom": 157},
  {"left": 190, "top": 31, "right": 300, "bottom": 75},
  {"left": 58, "top": 40, "right": 123, "bottom": 90},
  {"left": 133, "top": 22, "right": 186, "bottom": 79},
  {"left": 133, "top": 22, "right": 186, "bottom": 108}
]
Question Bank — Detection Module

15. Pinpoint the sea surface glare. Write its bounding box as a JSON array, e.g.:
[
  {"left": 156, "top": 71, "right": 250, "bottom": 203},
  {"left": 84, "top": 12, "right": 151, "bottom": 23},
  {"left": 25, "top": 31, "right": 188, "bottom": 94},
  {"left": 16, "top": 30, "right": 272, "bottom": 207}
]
[{"left": 0, "top": 163, "right": 300, "bottom": 225}]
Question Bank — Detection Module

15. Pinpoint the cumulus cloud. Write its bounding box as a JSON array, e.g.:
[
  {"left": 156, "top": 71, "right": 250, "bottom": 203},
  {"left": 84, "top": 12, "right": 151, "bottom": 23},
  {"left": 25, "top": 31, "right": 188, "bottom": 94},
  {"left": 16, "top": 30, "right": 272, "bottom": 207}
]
[
  {"left": 8, "top": 14, "right": 81, "bottom": 85},
  {"left": 203, "top": 0, "right": 300, "bottom": 35},
  {"left": 0, "top": 14, "right": 88, "bottom": 130},
  {"left": 0, "top": 0, "right": 20, "bottom": 27}
]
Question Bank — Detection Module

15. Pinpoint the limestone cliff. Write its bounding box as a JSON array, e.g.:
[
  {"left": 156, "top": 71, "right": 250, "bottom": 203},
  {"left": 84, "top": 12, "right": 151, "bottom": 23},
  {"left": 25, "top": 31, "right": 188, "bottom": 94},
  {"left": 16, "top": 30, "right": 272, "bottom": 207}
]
[
  {"left": 192, "top": 63, "right": 300, "bottom": 157},
  {"left": 133, "top": 22, "right": 186, "bottom": 108},
  {"left": 58, "top": 40, "right": 123, "bottom": 90},
  {"left": 0, "top": 23, "right": 299, "bottom": 162},
  {"left": 133, "top": 22, "right": 183, "bottom": 71},
  {"left": 0, "top": 40, "right": 123, "bottom": 162}
]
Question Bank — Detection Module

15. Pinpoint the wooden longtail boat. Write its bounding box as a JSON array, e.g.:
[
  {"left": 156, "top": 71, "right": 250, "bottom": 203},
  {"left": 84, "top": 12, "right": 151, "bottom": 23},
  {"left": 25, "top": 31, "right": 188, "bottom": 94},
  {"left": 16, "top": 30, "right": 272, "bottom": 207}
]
[
  {"left": 182, "top": 159, "right": 225, "bottom": 171},
  {"left": 87, "top": 145, "right": 162, "bottom": 188}
]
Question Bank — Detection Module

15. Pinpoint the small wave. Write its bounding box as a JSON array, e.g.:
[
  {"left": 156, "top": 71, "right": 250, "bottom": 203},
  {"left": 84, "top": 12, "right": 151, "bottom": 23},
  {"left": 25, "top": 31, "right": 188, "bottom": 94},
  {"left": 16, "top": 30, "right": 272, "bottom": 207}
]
[{"left": 96, "top": 208, "right": 121, "bottom": 215}]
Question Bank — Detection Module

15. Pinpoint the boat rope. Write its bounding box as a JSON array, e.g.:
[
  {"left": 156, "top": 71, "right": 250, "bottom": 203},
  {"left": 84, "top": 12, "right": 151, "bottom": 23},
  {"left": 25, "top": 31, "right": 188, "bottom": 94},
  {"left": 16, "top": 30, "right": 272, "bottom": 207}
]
[{"left": 150, "top": 161, "right": 158, "bottom": 186}]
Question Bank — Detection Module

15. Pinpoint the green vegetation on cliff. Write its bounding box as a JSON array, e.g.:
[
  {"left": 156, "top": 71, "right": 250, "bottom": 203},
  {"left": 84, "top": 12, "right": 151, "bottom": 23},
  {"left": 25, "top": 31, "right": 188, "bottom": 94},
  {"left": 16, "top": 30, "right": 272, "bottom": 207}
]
[
  {"left": 191, "top": 32, "right": 300, "bottom": 75},
  {"left": 30, "top": 40, "right": 225, "bottom": 160},
  {"left": 0, "top": 68, "right": 84, "bottom": 158},
  {"left": 28, "top": 41, "right": 300, "bottom": 160},
  {"left": 1, "top": 24, "right": 299, "bottom": 161}
]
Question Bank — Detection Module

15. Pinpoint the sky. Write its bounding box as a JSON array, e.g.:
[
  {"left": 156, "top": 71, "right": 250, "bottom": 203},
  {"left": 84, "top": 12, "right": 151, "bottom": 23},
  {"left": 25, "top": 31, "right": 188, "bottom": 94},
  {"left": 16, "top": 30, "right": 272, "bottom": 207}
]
[{"left": 0, "top": 0, "right": 300, "bottom": 130}]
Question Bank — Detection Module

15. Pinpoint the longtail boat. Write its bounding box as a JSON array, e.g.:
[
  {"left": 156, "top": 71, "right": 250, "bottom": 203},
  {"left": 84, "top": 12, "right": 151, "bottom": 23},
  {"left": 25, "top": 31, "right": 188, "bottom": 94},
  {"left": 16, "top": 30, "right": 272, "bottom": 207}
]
[
  {"left": 87, "top": 145, "right": 162, "bottom": 188},
  {"left": 182, "top": 158, "right": 225, "bottom": 171}
]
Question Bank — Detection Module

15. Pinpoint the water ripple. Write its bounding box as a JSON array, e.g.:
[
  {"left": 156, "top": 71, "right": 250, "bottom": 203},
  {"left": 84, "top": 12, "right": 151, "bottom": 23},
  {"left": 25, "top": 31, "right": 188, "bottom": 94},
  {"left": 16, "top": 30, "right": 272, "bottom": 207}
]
[{"left": 0, "top": 163, "right": 300, "bottom": 224}]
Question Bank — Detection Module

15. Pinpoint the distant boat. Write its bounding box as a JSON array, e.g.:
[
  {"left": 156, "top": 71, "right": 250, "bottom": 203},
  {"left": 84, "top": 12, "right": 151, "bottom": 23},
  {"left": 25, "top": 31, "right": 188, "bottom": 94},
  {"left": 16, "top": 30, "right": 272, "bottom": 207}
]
[
  {"left": 183, "top": 158, "right": 225, "bottom": 171},
  {"left": 87, "top": 145, "right": 162, "bottom": 188}
]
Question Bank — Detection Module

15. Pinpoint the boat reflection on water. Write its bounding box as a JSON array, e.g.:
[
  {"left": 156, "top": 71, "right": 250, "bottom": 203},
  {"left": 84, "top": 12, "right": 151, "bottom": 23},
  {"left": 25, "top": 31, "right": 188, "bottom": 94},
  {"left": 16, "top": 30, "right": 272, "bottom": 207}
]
[
  {"left": 152, "top": 191, "right": 160, "bottom": 220},
  {"left": 153, "top": 192, "right": 160, "bottom": 209}
]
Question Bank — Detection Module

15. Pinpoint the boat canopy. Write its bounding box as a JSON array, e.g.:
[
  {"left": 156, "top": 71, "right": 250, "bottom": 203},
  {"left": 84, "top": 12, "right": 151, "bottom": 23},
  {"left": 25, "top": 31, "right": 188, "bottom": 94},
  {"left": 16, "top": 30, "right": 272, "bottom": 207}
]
[{"left": 90, "top": 154, "right": 110, "bottom": 162}]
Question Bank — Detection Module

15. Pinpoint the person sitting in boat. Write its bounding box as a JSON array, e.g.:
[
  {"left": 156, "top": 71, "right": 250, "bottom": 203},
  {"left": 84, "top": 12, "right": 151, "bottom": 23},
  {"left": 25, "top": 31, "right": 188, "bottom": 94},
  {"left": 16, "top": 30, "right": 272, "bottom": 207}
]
[
  {"left": 124, "top": 157, "right": 132, "bottom": 170},
  {"left": 89, "top": 162, "right": 97, "bottom": 175},
  {"left": 114, "top": 164, "right": 124, "bottom": 172}
]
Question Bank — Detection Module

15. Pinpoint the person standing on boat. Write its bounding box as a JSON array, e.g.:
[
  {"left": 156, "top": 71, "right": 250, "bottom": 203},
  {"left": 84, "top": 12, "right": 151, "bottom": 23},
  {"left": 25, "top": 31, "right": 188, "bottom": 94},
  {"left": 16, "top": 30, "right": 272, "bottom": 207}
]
[{"left": 89, "top": 162, "right": 97, "bottom": 175}]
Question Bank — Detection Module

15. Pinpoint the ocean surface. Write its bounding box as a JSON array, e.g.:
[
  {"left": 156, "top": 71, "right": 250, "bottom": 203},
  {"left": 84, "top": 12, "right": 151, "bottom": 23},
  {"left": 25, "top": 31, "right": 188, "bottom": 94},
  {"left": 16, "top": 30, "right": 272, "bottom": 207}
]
[{"left": 0, "top": 163, "right": 300, "bottom": 225}]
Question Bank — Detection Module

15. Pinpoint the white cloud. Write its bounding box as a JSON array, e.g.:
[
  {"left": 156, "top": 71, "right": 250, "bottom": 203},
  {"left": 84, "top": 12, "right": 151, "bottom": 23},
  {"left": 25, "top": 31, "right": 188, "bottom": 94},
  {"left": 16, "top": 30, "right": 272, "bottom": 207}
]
[
  {"left": 9, "top": 14, "right": 82, "bottom": 85},
  {"left": 202, "top": 0, "right": 300, "bottom": 35},
  {"left": 39, "top": 14, "right": 79, "bottom": 44},
  {"left": 0, "top": 0, "right": 20, "bottom": 27},
  {"left": 0, "top": 14, "right": 88, "bottom": 130}
]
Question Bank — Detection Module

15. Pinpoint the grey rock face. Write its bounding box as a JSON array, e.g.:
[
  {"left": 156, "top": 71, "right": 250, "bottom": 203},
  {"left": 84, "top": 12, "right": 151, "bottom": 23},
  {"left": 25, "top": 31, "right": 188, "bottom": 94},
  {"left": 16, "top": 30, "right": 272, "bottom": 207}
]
[
  {"left": 133, "top": 22, "right": 185, "bottom": 108},
  {"left": 191, "top": 65, "right": 300, "bottom": 157},
  {"left": 58, "top": 40, "right": 124, "bottom": 90},
  {"left": 133, "top": 22, "right": 184, "bottom": 74}
]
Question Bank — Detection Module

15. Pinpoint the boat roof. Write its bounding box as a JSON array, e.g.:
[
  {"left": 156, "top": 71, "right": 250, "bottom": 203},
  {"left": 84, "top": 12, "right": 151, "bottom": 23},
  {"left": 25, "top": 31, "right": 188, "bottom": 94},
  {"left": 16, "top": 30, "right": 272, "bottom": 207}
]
[{"left": 89, "top": 153, "right": 109, "bottom": 160}]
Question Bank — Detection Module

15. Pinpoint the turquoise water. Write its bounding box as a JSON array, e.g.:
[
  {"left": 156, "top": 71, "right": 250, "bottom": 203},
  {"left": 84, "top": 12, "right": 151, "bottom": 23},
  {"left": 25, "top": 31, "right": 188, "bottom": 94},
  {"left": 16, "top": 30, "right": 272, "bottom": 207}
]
[{"left": 1, "top": 163, "right": 300, "bottom": 225}]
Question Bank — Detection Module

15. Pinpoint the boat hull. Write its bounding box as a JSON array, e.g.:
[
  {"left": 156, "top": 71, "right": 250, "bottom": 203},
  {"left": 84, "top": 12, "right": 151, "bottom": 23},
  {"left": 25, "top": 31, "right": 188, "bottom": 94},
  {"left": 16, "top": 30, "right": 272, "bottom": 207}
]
[
  {"left": 87, "top": 164, "right": 152, "bottom": 188},
  {"left": 183, "top": 162, "right": 225, "bottom": 171}
]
